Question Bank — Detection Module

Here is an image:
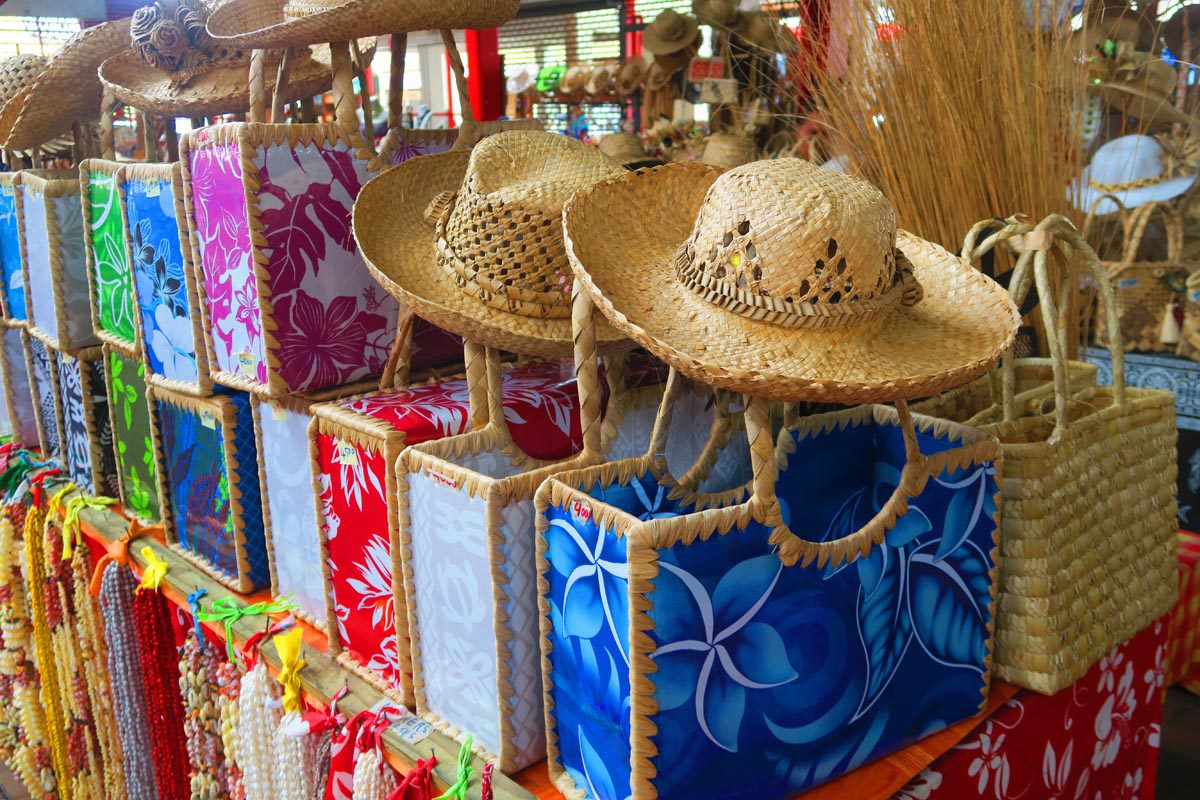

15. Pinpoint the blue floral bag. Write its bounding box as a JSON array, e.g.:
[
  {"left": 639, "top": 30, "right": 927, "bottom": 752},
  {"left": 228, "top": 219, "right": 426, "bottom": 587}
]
[
  {"left": 121, "top": 162, "right": 213, "bottom": 396},
  {"left": 536, "top": 396, "right": 1001, "bottom": 800}
]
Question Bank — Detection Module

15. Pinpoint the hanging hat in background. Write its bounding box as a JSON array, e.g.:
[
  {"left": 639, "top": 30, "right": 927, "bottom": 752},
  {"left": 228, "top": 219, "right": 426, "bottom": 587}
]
[
  {"left": 693, "top": 0, "right": 739, "bottom": 28},
  {"left": 700, "top": 131, "right": 759, "bottom": 169},
  {"left": 1089, "top": 44, "right": 1195, "bottom": 129},
  {"left": 598, "top": 131, "right": 663, "bottom": 169},
  {"left": 735, "top": 11, "right": 799, "bottom": 54},
  {"left": 1162, "top": 4, "right": 1200, "bottom": 53},
  {"left": 1071, "top": 133, "right": 1200, "bottom": 214},
  {"left": 643, "top": 8, "right": 701, "bottom": 55},
  {"left": 354, "top": 130, "right": 630, "bottom": 358},
  {"left": 0, "top": 18, "right": 131, "bottom": 150},
  {"left": 536, "top": 63, "right": 565, "bottom": 93},
  {"left": 506, "top": 62, "right": 539, "bottom": 94},
  {"left": 586, "top": 61, "right": 617, "bottom": 95},
  {"left": 645, "top": 60, "right": 678, "bottom": 91},
  {"left": 99, "top": 0, "right": 342, "bottom": 117},
  {"left": 563, "top": 159, "right": 1020, "bottom": 403},
  {"left": 207, "top": 0, "right": 521, "bottom": 50},
  {"left": 1085, "top": 2, "right": 1154, "bottom": 51},
  {"left": 561, "top": 64, "right": 591, "bottom": 93},
  {"left": 614, "top": 56, "right": 648, "bottom": 95}
]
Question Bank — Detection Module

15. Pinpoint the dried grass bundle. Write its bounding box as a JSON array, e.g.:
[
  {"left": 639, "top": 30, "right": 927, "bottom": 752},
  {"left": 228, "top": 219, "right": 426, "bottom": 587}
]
[{"left": 803, "top": 0, "right": 1088, "bottom": 250}]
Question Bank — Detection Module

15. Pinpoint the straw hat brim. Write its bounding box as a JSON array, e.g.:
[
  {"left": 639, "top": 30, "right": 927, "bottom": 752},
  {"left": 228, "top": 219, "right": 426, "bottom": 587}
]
[
  {"left": 1070, "top": 164, "right": 1198, "bottom": 215},
  {"left": 1095, "top": 82, "right": 1197, "bottom": 128},
  {"left": 207, "top": 0, "right": 520, "bottom": 50},
  {"left": 563, "top": 163, "right": 1020, "bottom": 404},
  {"left": 0, "top": 18, "right": 131, "bottom": 151},
  {"left": 643, "top": 16, "right": 700, "bottom": 55},
  {"left": 355, "top": 150, "right": 629, "bottom": 359},
  {"left": 98, "top": 47, "right": 336, "bottom": 118}
]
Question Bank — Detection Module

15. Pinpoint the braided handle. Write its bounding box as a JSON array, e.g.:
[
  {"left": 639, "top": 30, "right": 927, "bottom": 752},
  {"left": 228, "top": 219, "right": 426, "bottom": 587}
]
[
  {"left": 441, "top": 29, "right": 479, "bottom": 151},
  {"left": 388, "top": 33, "right": 408, "bottom": 128},
  {"left": 1120, "top": 200, "right": 1184, "bottom": 266},
  {"left": 573, "top": 286, "right": 603, "bottom": 456},
  {"left": 464, "top": 340, "right": 491, "bottom": 430},
  {"left": 329, "top": 40, "right": 359, "bottom": 131},
  {"left": 270, "top": 47, "right": 295, "bottom": 123},
  {"left": 248, "top": 49, "right": 267, "bottom": 123},
  {"left": 378, "top": 309, "right": 415, "bottom": 391}
]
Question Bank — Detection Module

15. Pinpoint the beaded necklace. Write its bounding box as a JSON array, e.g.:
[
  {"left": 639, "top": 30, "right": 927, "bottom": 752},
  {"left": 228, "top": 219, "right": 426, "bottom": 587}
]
[
  {"left": 216, "top": 659, "right": 245, "bottom": 800},
  {"left": 351, "top": 714, "right": 398, "bottom": 800},
  {"left": 132, "top": 548, "right": 191, "bottom": 800},
  {"left": 238, "top": 656, "right": 283, "bottom": 800},
  {"left": 97, "top": 561, "right": 158, "bottom": 800},
  {"left": 274, "top": 627, "right": 318, "bottom": 800},
  {"left": 180, "top": 590, "right": 230, "bottom": 800}
]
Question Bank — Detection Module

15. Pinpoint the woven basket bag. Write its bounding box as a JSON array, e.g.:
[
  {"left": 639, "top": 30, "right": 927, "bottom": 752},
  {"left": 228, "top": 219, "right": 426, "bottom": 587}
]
[
  {"left": 967, "top": 215, "right": 1179, "bottom": 694},
  {"left": 1087, "top": 196, "right": 1191, "bottom": 352}
]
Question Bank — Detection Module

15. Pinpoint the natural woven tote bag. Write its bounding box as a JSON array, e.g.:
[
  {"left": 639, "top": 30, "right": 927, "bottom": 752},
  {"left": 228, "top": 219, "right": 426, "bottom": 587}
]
[
  {"left": 536, "top": 372, "right": 1002, "bottom": 799},
  {"left": 966, "top": 215, "right": 1179, "bottom": 694},
  {"left": 1088, "top": 197, "right": 1191, "bottom": 352}
]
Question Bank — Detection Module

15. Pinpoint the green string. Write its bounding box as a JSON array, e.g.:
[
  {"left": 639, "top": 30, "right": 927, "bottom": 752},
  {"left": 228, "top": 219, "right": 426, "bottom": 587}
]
[
  {"left": 196, "top": 595, "right": 296, "bottom": 663},
  {"left": 433, "top": 735, "right": 473, "bottom": 800}
]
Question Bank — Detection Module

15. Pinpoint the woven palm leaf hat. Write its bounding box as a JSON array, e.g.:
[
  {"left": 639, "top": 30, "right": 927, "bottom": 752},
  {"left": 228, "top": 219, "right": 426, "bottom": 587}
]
[
  {"left": 207, "top": 0, "right": 520, "bottom": 50},
  {"left": 0, "top": 18, "right": 131, "bottom": 151},
  {"left": 354, "top": 130, "right": 630, "bottom": 358},
  {"left": 100, "top": 0, "right": 351, "bottom": 117},
  {"left": 0, "top": 55, "right": 47, "bottom": 106},
  {"left": 563, "top": 159, "right": 1020, "bottom": 404}
]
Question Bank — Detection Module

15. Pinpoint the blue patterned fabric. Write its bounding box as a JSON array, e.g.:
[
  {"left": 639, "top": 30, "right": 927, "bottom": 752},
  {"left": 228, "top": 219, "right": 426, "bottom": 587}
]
[
  {"left": 157, "top": 391, "right": 266, "bottom": 588},
  {"left": 0, "top": 187, "right": 24, "bottom": 319},
  {"left": 125, "top": 173, "right": 199, "bottom": 385},
  {"left": 542, "top": 417, "right": 999, "bottom": 800}
]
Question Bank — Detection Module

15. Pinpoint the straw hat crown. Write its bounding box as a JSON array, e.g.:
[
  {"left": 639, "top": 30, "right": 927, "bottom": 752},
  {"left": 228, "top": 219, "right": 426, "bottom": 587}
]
[
  {"left": 677, "top": 159, "right": 921, "bottom": 327},
  {"left": 434, "top": 131, "right": 625, "bottom": 320},
  {"left": 643, "top": 8, "right": 700, "bottom": 55}
]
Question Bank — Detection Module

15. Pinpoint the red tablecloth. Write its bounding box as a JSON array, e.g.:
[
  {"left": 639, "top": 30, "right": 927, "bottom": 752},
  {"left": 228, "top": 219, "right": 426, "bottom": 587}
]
[
  {"left": 899, "top": 617, "right": 1168, "bottom": 800},
  {"left": 1171, "top": 532, "right": 1200, "bottom": 690}
]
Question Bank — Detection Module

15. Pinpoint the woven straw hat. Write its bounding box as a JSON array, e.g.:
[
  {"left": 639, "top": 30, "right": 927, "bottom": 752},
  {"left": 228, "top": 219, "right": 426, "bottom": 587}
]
[
  {"left": 562, "top": 159, "right": 1020, "bottom": 403},
  {"left": 614, "top": 57, "right": 647, "bottom": 95},
  {"left": 1093, "top": 55, "right": 1194, "bottom": 129},
  {"left": 735, "top": 11, "right": 798, "bottom": 54},
  {"left": 586, "top": 62, "right": 617, "bottom": 95},
  {"left": 0, "top": 55, "right": 47, "bottom": 106},
  {"left": 700, "top": 132, "right": 759, "bottom": 169},
  {"left": 355, "top": 131, "right": 630, "bottom": 357},
  {"left": 507, "top": 62, "right": 538, "bottom": 94},
  {"left": 643, "top": 8, "right": 700, "bottom": 55},
  {"left": 560, "top": 64, "right": 591, "bottom": 94},
  {"left": 693, "top": 0, "right": 739, "bottom": 27},
  {"left": 0, "top": 19, "right": 131, "bottom": 151},
  {"left": 598, "top": 132, "right": 661, "bottom": 169},
  {"left": 207, "top": 0, "right": 520, "bottom": 50}
]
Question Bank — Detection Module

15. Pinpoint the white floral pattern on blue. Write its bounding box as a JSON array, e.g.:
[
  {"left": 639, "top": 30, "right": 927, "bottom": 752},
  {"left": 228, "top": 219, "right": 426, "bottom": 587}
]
[
  {"left": 0, "top": 186, "right": 24, "bottom": 319},
  {"left": 541, "top": 419, "right": 1000, "bottom": 800}
]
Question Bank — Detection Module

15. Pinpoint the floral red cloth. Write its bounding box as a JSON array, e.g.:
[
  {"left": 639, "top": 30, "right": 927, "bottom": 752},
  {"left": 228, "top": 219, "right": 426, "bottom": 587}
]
[
  {"left": 1169, "top": 532, "right": 1200, "bottom": 687},
  {"left": 898, "top": 617, "right": 1168, "bottom": 800}
]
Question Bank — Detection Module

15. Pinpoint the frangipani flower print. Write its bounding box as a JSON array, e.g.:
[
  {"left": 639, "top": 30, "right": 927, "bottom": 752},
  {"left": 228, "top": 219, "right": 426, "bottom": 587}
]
[
  {"left": 651, "top": 555, "right": 798, "bottom": 752},
  {"left": 547, "top": 515, "right": 630, "bottom": 666},
  {"left": 150, "top": 304, "right": 198, "bottom": 379}
]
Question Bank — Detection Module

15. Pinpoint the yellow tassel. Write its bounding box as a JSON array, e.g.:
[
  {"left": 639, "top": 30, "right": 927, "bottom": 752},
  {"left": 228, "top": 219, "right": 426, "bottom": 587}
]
[
  {"left": 138, "top": 547, "right": 169, "bottom": 592},
  {"left": 274, "top": 627, "right": 306, "bottom": 715}
]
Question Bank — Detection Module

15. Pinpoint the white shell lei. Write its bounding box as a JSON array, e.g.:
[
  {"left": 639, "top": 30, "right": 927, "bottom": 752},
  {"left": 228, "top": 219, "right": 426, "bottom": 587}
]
[
  {"left": 351, "top": 746, "right": 397, "bottom": 800},
  {"left": 237, "top": 661, "right": 282, "bottom": 800},
  {"left": 274, "top": 711, "right": 320, "bottom": 800}
]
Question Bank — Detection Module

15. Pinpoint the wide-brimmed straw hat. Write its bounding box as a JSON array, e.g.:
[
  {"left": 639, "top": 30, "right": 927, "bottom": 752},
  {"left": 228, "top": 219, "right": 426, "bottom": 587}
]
[
  {"left": 643, "top": 8, "right": 700, "bottom": 55},
  {"left": 1092, "top": 53, "right": 1195, "bottom": 129},
  {"left": 207, "top": 0, "right": 520, "bottom": 51},
  {"left": 614, "top": 57, "right": 647, "bottom": 95},
  {"left": 0, "top": 18, "right": 131, "bottom": 151},
  {"left": 562, "top": 159, "right": 1020, "bottom": 403},
  {"left": 1071, "top": 133, "right": 1199, "bottom": 214},
  {"left": 693, "top": 0, "right": 739, "bottom": 28},
  {"left": 700, "top": 132, "right": 759, "bottom": 169},
  {"left": 355, "top": 131, "right": 630, "bottom": 357},
  {"left": 560, "top": 64, "right": 591, "bottom": 94},
  {"left": 586, "top": 62, "right": 617, "bottom": 95},
  {"left": 598, "top": 132, "right": 661, "bottom": 169},
  {"left": 735, "top": 11, "right": 798, "bottom": 53}
]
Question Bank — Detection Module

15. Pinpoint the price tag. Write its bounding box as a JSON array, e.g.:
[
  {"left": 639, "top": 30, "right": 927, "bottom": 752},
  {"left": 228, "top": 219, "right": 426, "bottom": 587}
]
[
  {"left": 270, "top": 403, "right": 287, "bottom": 422},
  {"left": 426, "top": 468, "right": 458, "bottom": 489},
  {"left": 700, "top": 77, "right": 740, "bottom": 105},
  {"left": 1118, "top": 278, "right": 1140, "bottom": 289},
  {"left": 200, "top": 410, "right": 217, "bottom": 429},
  {"left": 0, "top": 183, "right": 13, "bottom": 196},
  {"left": 390, "top": 714, "right": 432, "bottom": 745},
  {"left": 334, "top": 440, "right": 359, "bottom": 467},
  {"left": 145, "top": 180, "right": 161, "bottom": 198},
  {"left": 687, "top": 57, "right": 727, "bottom": 82},
  {"left": 237, "top": 351, "right": 256, "bottom": 378}
]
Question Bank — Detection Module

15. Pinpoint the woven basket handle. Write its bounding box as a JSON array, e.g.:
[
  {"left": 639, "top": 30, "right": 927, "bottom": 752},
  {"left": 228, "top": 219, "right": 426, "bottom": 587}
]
[
  {"left": 647, "top": 367, "right": 741, "bottom": 490},
  {"left": 388, "top": 33, "right": 408, "bottom": 129},
  {"left": 745, "top": 394, "right": 929, "bottom": 567},
  {"left": 463, "top": 339, "right": 491, "bottom": 429},
  {"left": 987, "top": 215, "right": 1127, "bottom": 441},
  {"left": 1119, "top": 200, "right": 1184, "bottom": 267},
  {"left": 441, "top": 30, "right": 480, "bottom": 151}
]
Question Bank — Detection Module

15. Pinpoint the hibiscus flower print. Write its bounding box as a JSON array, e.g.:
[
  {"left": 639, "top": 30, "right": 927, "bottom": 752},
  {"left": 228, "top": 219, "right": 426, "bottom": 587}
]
[
  {"left": 149, "top": 305, "right": 199, "bottom": 381},
  {"left": 650, "top": 555, "right": 798, "bottom": 752},
  {"left": 272, "top": 290, "right": 383, "bottom": 390},
  {"left": 346, "top": 534, "right": 395, "bottom": 634}
]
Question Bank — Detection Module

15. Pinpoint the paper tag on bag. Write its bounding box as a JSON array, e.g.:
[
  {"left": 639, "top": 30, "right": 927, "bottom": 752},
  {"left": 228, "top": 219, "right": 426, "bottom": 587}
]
[
  {"left": 1118, "top": 278, "right": 1140, "bottom": 289},
  {"left": 200, "top": 410, "right": 217, "bottom": 429},
  {"left": 236, "top": 351, "right": 256, "bottom": 378},
  {"left": 333, "top": 440, "right": 359, "bottom": 467},
  {"left": 145, "top": 181, "right": 161, "bottom": 198},
  {"left": 427, "top": 469, "right": 458, "bottom": 489},
  {"left": 366, "top": 700, "right": 432, "bottom": 745},
  {"left": 700, "top": 77, "right": 739, "bottom": 105},
  {"left": 270, "top": 403, "right": 287, "bottom": 422}
]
